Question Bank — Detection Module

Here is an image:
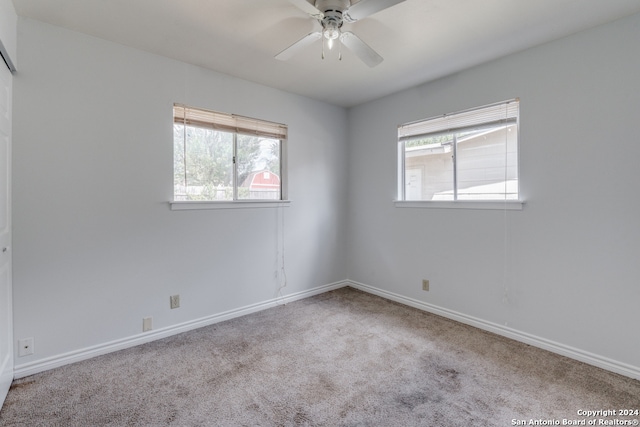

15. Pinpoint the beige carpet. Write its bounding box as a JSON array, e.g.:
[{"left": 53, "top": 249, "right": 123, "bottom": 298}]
[{"left": 1, "top": 288, "right": 639, "bottom": 426}]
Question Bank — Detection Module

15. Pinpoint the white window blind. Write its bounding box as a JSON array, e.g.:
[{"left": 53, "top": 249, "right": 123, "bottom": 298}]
[
  {"left": 398, "top": 99, "right": 519, "bottom": 142},
  {"left": 173, "top": 104, "right": 288, "bottom": 140}
]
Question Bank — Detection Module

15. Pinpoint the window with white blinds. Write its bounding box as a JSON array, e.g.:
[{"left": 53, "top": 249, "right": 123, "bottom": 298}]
[
  {"left": 173, "top": 104, "right": 287, "bottom": 202},
  {"left": 174, "top": 104, "right": 288, "bottom": 140},
  {"left": 398, "top": 99, "right": 519, "bottom": 202}
]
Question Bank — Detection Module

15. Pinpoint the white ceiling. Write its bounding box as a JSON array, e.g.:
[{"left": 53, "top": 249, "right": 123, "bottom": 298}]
[{"left": 12, "top": 0, "right": 640, "bottom": 107}]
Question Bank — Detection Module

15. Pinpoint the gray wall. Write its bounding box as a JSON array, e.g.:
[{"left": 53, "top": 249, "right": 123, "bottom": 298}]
[
  {"left": 11, "top": 11, "right": 640, "bottom": 376},
  {"left": 12, "top": 18, "right": 348, "bottom": 365},
  {"left": 347, "top": 12, "right": 640, "bottom": 371}
]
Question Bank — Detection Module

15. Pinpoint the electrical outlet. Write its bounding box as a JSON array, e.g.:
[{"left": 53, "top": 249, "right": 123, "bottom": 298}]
[
  {"left": 170, "top": 294, "right": 180, "bottom": 309},
  {"left": 422, "top": 279, "right": 429, "bottom": 291},
  {"left": 18, "top": 337, "right": 34, "bottom": 357},
  {"left": 143, "top": 317, "right": 152, "bottom": 332}
]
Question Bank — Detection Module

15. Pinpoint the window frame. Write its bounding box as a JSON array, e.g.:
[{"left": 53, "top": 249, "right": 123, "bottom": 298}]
[
  {"left": 396, "top": 99, "right": 523, "bottom": 210},
  {"left": 170, "top": 104, "right": 289, "bottom": 210}
]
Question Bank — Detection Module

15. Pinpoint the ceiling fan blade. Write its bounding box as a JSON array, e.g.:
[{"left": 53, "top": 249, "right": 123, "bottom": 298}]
[
  {"left": 340, "top": 32, "right": 383, "bottom": 67},
  {"left": 275, "top": 32, "right": 323, "bottom": 61},
  {"left": 344, "top": 0, "right": 406, "bottom": 22},
  {"left": 288, "top": 0, "right": 324, "bottom": 19}
]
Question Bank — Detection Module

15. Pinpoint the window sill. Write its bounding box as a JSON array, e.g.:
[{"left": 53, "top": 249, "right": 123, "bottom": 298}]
[
  {"left": 170, "top": 200, "right": 291, "bottom": 211},
  {"left": 394, "top": 200, "right": 524, "bottom": 210}
]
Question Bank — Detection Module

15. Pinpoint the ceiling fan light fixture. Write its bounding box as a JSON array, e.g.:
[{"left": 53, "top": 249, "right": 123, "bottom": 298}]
[
  {"left": 324, "top": 27, "right": 340, "bottom": 41},
  {"left": 324, "top": 29, "right": 340, "bottom": 49},
  {"left": 323, "top": 19, "right": 341, "bottom": 50}
]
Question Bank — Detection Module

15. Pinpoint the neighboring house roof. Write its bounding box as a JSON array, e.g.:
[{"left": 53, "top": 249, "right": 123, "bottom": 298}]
[{"left": 404, "top": 126, "right": 512, "bottom": 157}]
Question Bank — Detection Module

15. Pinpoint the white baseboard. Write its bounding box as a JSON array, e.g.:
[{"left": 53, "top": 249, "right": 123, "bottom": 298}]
[
  {"left": 13, "top": 281, "right": 349, "bottom": 379},
  {"left": 347, "top": 280, "right": 640, "bottom": 381},
  {"left": 14, "top": 280, "right": 640, "bottom": 381}
]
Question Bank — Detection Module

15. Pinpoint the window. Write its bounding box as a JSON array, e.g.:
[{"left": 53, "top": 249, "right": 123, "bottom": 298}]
[
  {"left": 398, "top": 99, "right": 519, "bottom": 203},
  {"left": 173, "top": 104, "right": 287, "bottom": 202}
]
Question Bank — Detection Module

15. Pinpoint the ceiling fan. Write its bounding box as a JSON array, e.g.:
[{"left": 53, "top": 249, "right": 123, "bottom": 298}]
[{"left": 276, "top": 0, "right": 406, "bottom": 67}]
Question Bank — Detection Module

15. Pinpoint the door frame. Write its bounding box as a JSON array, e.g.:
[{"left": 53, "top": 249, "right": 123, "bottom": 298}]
[{"left": 0, "top": 25, "right": 14, "bottom": 409}]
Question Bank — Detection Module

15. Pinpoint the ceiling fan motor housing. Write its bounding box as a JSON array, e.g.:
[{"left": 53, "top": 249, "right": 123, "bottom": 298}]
[
  {"left": 314, "top": 0, "right": 350, "bottom": 14},
  {"left": 322, "top": 11, "right": 343, "bottom": 38},
  {"left": 315, "top": 0, "right": 349, "bottom": 40}
]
